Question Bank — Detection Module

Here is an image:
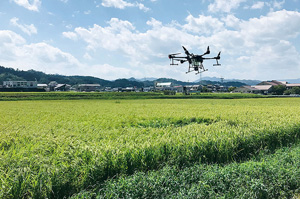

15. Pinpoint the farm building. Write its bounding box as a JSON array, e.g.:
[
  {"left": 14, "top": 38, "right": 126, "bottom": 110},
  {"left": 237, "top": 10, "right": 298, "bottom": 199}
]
[
  {"left": 286, "top": 83, "right": 300, "bottom": 89},
  {"left": 251, "top": 85, "right": 273, "bottom": 94},
  {"left": 232, "top": 85, "right": 259, "bottom": 94},
  {"left": 37, "top": 84, "right": 48, "bottom": 89},
  {"left": 55, "top": 84, "right": 71, "bottom": 91},
  {"left": 233, "top": 85, "right": 273, "bottom": 94},
  {"left": 155, "top": 82, "right": 174, "bottom": 91},
  {"left": 78, "top": 84, "right": 101, "bottom": 92}
]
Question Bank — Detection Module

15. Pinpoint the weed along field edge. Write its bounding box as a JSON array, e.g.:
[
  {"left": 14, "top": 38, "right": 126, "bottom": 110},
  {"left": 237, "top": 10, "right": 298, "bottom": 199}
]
[
  {"left": 0, "top": 92, "right": 268, "bottom": 101},
  {"left": 1, "top": 97, "right": 300, "bottom": 198}
]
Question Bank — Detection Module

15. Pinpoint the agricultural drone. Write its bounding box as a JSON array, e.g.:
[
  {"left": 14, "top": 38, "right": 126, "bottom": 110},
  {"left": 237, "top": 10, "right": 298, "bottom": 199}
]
[{"left": 168, "top": 46, "right": 221, "bottom": 74}]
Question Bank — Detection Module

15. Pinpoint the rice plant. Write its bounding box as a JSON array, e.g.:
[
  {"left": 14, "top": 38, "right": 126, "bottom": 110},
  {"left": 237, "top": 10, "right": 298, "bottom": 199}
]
[{"left": 0, "top": 98, "right": 300, "bottom": 198}]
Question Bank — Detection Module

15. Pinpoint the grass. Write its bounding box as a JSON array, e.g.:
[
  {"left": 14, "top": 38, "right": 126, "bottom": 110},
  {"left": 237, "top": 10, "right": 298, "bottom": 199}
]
[
  {"left": 72, "top": 143, "right": 300, "bottom": 198},
  {"left": 0, "top": 97, "right": 300, "bottom": 198},
  {"left": 0, "top": 91, "right": 267, "bottom": 101}
]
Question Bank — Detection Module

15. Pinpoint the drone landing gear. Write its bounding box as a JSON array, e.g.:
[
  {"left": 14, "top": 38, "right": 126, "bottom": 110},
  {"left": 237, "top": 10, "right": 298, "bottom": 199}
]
[
  {"left": 195, "top": 69, "right": 208, "bottom": 75},
  {"left": 213, "top": 60, "right": 221, "bottom": 66}
]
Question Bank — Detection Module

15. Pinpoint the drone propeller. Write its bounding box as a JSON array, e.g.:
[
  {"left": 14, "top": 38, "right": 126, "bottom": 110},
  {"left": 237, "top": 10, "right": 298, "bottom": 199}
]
[
  {"left": 215, "top": 51, "right": 221, "bottom": 59},
  {"left": 203, "top": 46, "right": 210, "bottom": 55},
  {"left": 182, "top": 46, "right": 191, "bottom": 56},
  {"left": 168, "top": 53, "right": 181, "bottom": 59},
  {"left": 169, "top": 53, "right": 181, "bottom": 56}
]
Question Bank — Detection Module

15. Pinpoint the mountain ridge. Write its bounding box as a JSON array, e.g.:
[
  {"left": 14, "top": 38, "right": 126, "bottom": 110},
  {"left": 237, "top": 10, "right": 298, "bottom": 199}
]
[{"left": 2, "top": 65, "right": 297, "bottom": 88}]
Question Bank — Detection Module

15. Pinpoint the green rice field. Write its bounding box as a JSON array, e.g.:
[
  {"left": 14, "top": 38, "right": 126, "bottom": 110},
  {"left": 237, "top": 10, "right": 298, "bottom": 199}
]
[{"left": 1, "top": 96, "right": 300, "bottom": 198}]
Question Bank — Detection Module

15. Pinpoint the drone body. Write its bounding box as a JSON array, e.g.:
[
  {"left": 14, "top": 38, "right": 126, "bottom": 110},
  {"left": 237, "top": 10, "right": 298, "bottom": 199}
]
[{"left": 169, "top": 46, "right": 221, "bottom": 74}]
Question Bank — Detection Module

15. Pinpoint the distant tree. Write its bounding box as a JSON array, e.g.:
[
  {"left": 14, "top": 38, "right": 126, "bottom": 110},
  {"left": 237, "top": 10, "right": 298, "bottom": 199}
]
[
  {"left": 292, "top": 87, "right": 300, "bottom": 94},
  {"left": 284, "top": 87, "right": 300, "bottom": 95},
  {"left": 0, "top": 73, "right": 25, "bottom": 83},
  {"left": 272, "top": 85, "right": 286, "bottom": 95},
  {"left": 228, "top": 87, "right": 236, "bottom": 92},
  {"left": 284, "top": 89, "right": 292, "bottom": 95},
  {"left": 201, "top": 86, "right": 209, "bottom": 93}
]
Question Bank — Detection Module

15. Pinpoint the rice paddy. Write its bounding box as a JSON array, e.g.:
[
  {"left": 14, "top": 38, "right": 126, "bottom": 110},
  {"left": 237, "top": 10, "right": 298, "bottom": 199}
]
[{"left": 1, "top": 96, "right": 300, "bottom": 198}]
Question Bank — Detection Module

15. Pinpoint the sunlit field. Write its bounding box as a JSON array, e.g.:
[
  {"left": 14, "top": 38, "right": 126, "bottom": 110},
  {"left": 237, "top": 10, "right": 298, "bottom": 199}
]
[{"left": 1, "top": 97, "right": 300, "bottom": 198}]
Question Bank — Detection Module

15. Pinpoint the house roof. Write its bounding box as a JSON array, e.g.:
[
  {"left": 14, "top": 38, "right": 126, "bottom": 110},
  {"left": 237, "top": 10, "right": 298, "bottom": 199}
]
[
  {"left": 156, "top": 82, "right": 172, "bottom": 86},
  {"left": 37, "top": 84, "right": 48, "bottom": 87},
  {"left": 278, "top": 81, "right": 288, "bottom": 85},
  {"left": 286, "top": 83, "right": 300, "bottom": 87},
  {"left": 252, "top": 85, "right": 273, "bottom": 91},
  {"left": 242, "top": 85, "right": 259, "bottom": 90},
  {"left": 257, "top": 80, "right": 285, "bottom": 86},
  {"left": 79, "top": 84, "right": 100, "bottom": 87}
]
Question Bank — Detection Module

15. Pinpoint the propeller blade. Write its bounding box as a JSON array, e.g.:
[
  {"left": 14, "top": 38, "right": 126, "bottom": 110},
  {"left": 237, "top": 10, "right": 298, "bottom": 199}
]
[
  {"left": 206, "top": 46, "right": 210, "bottom": 55},
  {"left": 168, "top": 53, "right": 180, "bottom": 59},
  {"left": 182, "top": 46, "right": 190, "bottom": 56},
  {"left": 216, "top": 51, "right": 221, "bottom": 59},
  {"left": 169, "top": 53, "right": 181, "bottom": 56}
]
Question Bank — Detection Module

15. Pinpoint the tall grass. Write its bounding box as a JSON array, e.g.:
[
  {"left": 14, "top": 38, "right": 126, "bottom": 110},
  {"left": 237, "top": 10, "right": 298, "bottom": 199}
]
[
  {"left": 0, "top": 92, "right": 266, "bottom": 101},
  {"left": 78, "top": 143, "right": 300, "bottom": 198},
  {"left": 0, "top": 98, "right": 300, "bottom": 198}
]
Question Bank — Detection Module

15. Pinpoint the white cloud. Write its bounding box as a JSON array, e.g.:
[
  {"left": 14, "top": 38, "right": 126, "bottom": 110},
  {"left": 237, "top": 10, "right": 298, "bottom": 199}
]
[
  {"left": 183, "top": 14, "right": 225, "bottom": 35},
  {"left": 101, "top": 0, "right": 149, "bottom": 11},
  {"left": 83, "top": 53, "right": 92, "bottom": 60},
  {"left": 62, "top": 31, "right": 78, "bottom": 40},
  {"left": 251, "top": 1, "right": 265, "bottom": 9},
  {"left": 3, "top": 7, "right": 300, "bottom": 81},
  {"left": 85, "top": 64, "right": 143, "bottom": 80},
  {"left": 65, "top": 9, "right": 300, "bottom": 80},
  {"left": 240, "top": 10, "right": 300, "bottom": 42},
  {"left": 101, "top": 0, "right": 131, "bottom": 9},
  {"left": 273, "top": 0, "right": 285, "bottom": 9},
  {"left": 12, "top": 0, "right": 41, "bottom": 12},
  {"left": 265, "top": 0, "right": 285, "bottom": 11},
  {"left": 0, "top": 30, "right": 81, "bottom": 74},
  {"left": 146, "top": 18, "right": 162, "bottom": 28},
  {"left": 221, "top": 14, "right": 241, "bottom": 29},
  {"left": 84, "top": 10, "right": 91, "bottom": 15},
  {"left": 212, "top": 10, "right": 300, "bottom": 79},
  {"left": 10, "top": 17, "right": 37, "bottom": 35},
  {"left": 208, "top": 0, "right": 246, "bottom": 13},
  {"left": 0, "top": 30, "right": 26, "bottom": 46}
]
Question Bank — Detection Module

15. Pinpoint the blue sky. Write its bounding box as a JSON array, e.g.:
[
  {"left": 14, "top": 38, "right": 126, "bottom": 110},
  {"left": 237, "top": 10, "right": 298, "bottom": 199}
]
[{"left": 0, "top": 0, "right": 300, "bottom": 81}]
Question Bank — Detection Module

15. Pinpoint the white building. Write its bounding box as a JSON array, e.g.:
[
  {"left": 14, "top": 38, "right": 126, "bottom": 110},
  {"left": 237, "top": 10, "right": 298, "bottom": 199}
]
[
  {"left": 3, "top": 81, "right": 37, "bottom": 88},
  {"left": 78, "top": 84, "right": 101, "bottom": 92},
  {"left": 155, "top": 82, "right": 173, "bottom": 91}
]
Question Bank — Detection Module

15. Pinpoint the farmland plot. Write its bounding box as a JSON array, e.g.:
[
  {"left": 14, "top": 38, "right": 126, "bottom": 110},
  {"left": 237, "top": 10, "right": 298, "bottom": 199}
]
[{"left": 0, "top": 98, "right": 300, "bottom": 198}]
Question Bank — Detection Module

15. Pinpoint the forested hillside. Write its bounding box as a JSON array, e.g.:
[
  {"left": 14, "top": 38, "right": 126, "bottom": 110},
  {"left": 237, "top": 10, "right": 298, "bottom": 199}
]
[{"left": 0, "top": 66, "right": 246, "bottom": 88}]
